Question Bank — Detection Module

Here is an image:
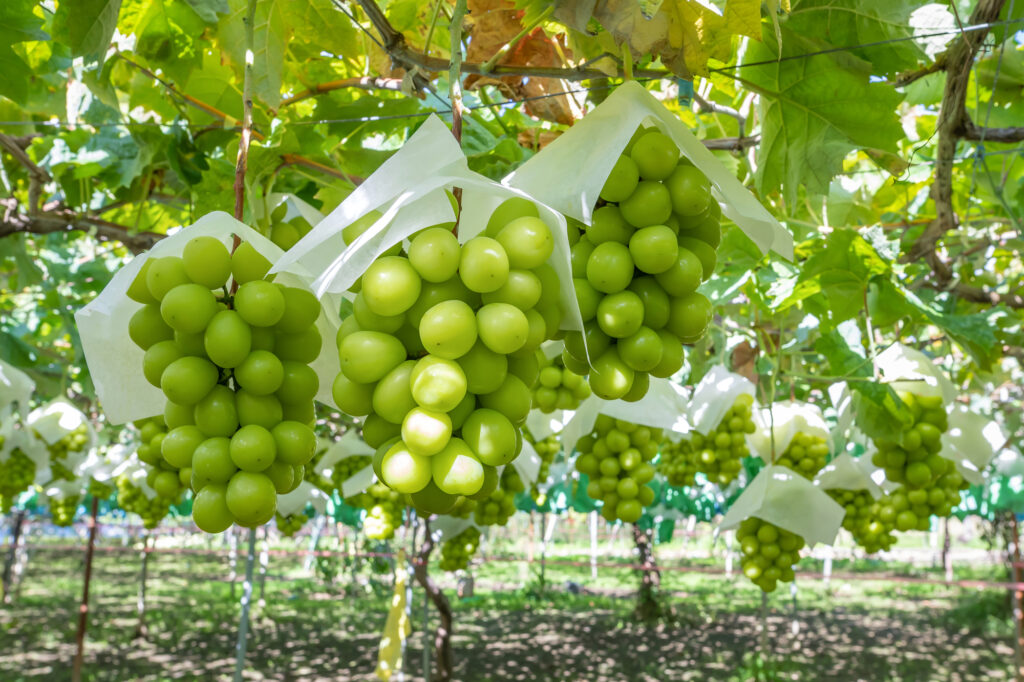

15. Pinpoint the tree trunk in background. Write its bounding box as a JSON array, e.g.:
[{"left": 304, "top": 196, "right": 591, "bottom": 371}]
[
  {"left": 412, "top": 520, "right": 453, "bottom": 682},
  {"left": 133, "top": 533, "right": 150, "bottom": 640},
  {"left": 632, "top": 524, "right": 665, "bottom": 622},
  {"left": 2, "top": 509, "right": 26, "bottom": 604}
]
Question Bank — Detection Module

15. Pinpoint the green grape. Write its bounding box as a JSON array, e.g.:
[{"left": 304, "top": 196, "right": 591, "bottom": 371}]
[
  {"left": 194, "top": 385, "right": 239, "bottom": 438},
  {"left": 193, "top": 483, "right": 234, "bottom": 533},
  {"left": 183, "top": 235, "right": 232, "bottom": 289},
  {"left": 226, "top": 471, "right": 277, "bottom": 527},
  {"left": 737, "top": 517, "right": 805, "bottom": 593},
  {"left": 204, "top": 310, "right": 252, "bottom": 368},
  {"left": 775, "top": 432, "right": 829, "bottom": 479},
  {"left": 129, "top": 304, "right": 175, "bottom": 350},
  {"left": 235, "top": 280, "right": 285, "bottom": 327},
  {"left": 573, "top": 416, "right": 662, "bottom": 522},
  {"left": 409, "top": 227, "right": 461, "bottom": 283},
  {"left": 628, "top": 225, "right": 678, "bottom": 275},
  {"left": 532, "top": 353, "right": 590, "bottom": 413},
  {"left": 630, "top": 131, "right": 678, "bottom": 181},
  {"left": 276, "top": 286, "right": 320, "bottom": 334},
  {"left": 474, "top": 465, "right": 523, "bottom": 526},
  {"left": 275, "top": 511, "right": 310, "bottom": 537},
  {"left": 230, "top": 242, "right": 272, "bottom": 285},
  {"left": 50, "top": 495, "right": 81, "bottom": 527},
  {"left": 143, "top": 340, "right": 183, "bottom": 388},
  {"left": 0, "top": 449, "right": 36, "bottom": 508},
  {"left": 160, "top": 356, "right": 218, "bottom": 405},
  {"left": 663, "top": 396, "right": 754, "bottom": 486},
  {"left": 419, "top": 300, "right": 478, "bottom": 359},
  {"left": 439, "top": 526, "right": 482, "bottom": 572},
  {"left": 481, "top": 269, "right": 542, "bottom": 310},
  {"left": 600, "top": 155, "right": 640, "bottom": 203},
  {"left": 330, "top": 454, "right": 372, "bottom": 491},
  {"left": 353, "top": 481, "right": 405, "bottom": 540},
  {"left": 495, "top": 217, "right": 554, "bottom": 269},
  {"left": 459, "top": 237, "right": 510, "bottom": 293},
  {"left": 339, "top": 331, "right": 406, "bottom": 384},
  {"left": 477, "top": 303, "right": 529, "bottom": 354},
  {"left": 665, "top": 165, "right": 712, "bottom": 217},
  {"left": 127, "top": 260, "right": 158, "bottom": 304},
  {"left": 145, "top": 257, "right": 190, "bottom": 301},
  {"left": 235, "top": 350, "right": 284, "bottom": 395},
  {"left": 160, "top": 283, "right": 219, "bottom": 334},
  {"left": 362, "top": 256, "right": 422, "bottom": 317},
  {"left": 828, "top": 488, "right": 896, "bottom": 554}
]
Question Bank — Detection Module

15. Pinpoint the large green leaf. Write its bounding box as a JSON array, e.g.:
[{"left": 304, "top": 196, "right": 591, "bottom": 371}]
[
  {"left": 0, "top": 44, "right": 31, "bottom": 104},
  {"left": 184, "top": 0, "right": 229, "bottom": 23},
  {"left": 0, "top": 0, "right": 48, "bottom": 45},
  {"left": 52, "top": 0, "right": 122, "bottom": 61},
  {"left": 740, "top": 25, "right": 905, "bottom": 203},
  {"left": 783, "top": 0, "right": 925, "bottom": 75}
]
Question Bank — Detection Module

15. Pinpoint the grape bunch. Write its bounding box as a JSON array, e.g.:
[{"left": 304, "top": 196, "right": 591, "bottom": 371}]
[
  {"left": 448, "top": 496, "right": 477, "bottom": 519},
  {"left": 116, "top": 475, "right": 177, "bottom": 529},
  {"left": 133, "top": 417, "right": 187, "bottom": 505},
  {"left": 87, "top": 478, "right": 113, "bottom": 500},
  {"left": 531, "top": 434, "right": 560, "bottom": 491},
  {"left": 573, "top": 416, "right": 660, "bottom": 522},
  {"left": 562, "top": 127, "right": 720, "bottom": 400},
  {"left": 473, "top": 465, "right": 523, "bottom": 526},
  {"left": 877, "top": 473, "right": 967, "bottom": 534},
  {"left": 533, "top": 353, "right": 590, "bottom": 412},
  {"left": 275, "top": 511, "right": 310, "bottom": 536},
  {"left": 349, "top": 481, "right": 405, "bottom": 540},
  {"left": 332, "top": 202, "right": 563, "bottom": 515},
  {"left": 50, "top": 495, "right": 80, "bottom": 527},
  {"left": 737, "top": 517, "right": 805, "bottom": 593},
  {"left": 439, "top": 526, "right": 481, "bottom": 572},
  {"left": 774, "top": 432, "right": 829, "bottom": 479},
  {"left": 330, "top": 454, "right": 372, "bottom": 493},
  {"left": 126, "top": 235, "right": 321, "bottom": 532},
  {"left": 266, "top": 203, "right": 313, "bottom": 251},
  {"left": 44, "top": 424, "right": 89, "bottom": 481},
  {"left": 303, "top": 444, "right": 333, "bottom": 493},
  {"left": 0, "top": 448, "right": 36, "bottom": 511},
  {"left": 828, "top": 488, "right": 896, "bottom": 554},
  {"left": 657, "top": 438, "right": 699, "bottom": 487}
]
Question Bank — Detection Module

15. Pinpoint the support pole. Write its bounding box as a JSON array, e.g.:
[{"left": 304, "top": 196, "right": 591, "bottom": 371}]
[
  {"left": 257, "top": 525, "right": 269, "bottom": 606},
  {"left": 305, "top": 514, "right": 325, "bottom": 573},
  {"left": 2, "top": 509, "right": 26, "bottom": 604},
  {"left": 943, "top": 517, "right": 953, "bottom": 583},
  {"left": 229, "top": 526, "right": 239, "bottom": 599},
  {"left": 1011, "top": 514, "right": 1024, "bottom": 682},
  {"left": 233, "top": 528, "right": 257, "bottom": 682},
  {"left": 72, "top": 497, "right": 100, "bottom": 682},
  {"left": 589, "top": 511, "right": 598, "bottom": 580},
  {"left": 133, "top": 532, "right": 150, "bottom": 640}
]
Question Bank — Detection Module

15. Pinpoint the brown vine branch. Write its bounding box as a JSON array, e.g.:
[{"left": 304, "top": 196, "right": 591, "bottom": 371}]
[
  {"left": 279, "top": 77, "right": 406, "bottom": 107},
  {"left": 890, "top": 54, "right": 949, "bottom": 88},
  {"left": 0, "top": 132, "right": 52, "bottom": 214},
  {"left": 904, "top": 0, "right": 1007, "bottom": 284},
  {"left": 0, "top": 199, "right": 162, "bottom": 253},
  {"left": 412, "top": 520, "right": 454, "bottom": 682},
  {"left": 962, "top": 120, "right": 1024, "bottom": 143},
  {"left": 354, "top": 0, "right": 668, "bottom": 82}
]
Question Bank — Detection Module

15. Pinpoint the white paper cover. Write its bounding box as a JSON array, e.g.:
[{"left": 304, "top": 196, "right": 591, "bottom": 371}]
[
  {"left": 940, "top": 404, "right": 1004, "bottom": 485},
  {"left": 258, "top": 192, "right": 326, "bottom": 230},
  {"left": 75, "top": 212, "right": 342, "bottom": 424},
  {"left": 81, "top": 443, "right": 131, "bottom": 484},
  {"left": 0, "top": 359, "right": 33, "bottom": 416},
  {"left": 814, "top": 453, "right": 883, "bottom": 499},
  {"left": 504, "top": 80, "right": 793, "bottom": 259},
  {"left": 719, "top": 465, "right": 845, "bottom": 546},
  {"left": 747, "top": 401, "right": 829, "bottom": 462},
  {"left": 525, "top": 409, "right": 573, "bottom": 440},
  {"left": 876, "top": 344, "right": 956, "bottom": 404},
  {"left": 512, "top": 439, "right": 542, "bottom": 488},
  {"left": 26, "top": 400, "right": 97, "bottom": 454},
  {"left": 316, "top": 430, "right": 374, "bottom": 479},
  {"left": 433, "top": 515, "right": 477, "bottom": 542},
  {"left": 559, "top": 379, "right": 690, "bottom": 451},
  {"left": 278, "top": 480, "right": 328, "bottom": 517},
  {"left": 687, "top": 366, "right": 755, "bottom": 435}
]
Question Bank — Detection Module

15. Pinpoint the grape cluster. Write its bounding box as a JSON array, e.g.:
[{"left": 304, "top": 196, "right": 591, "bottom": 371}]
[
  {"left": 275, "top": 511, "right": 310, "bottom": 536},
  {"left": 44, "top": 424, "right": 89, "bottom": 481},
  {"left": 533, "top": 353, "right": 590, "bottom": 412},
  {"left": 331, "top": 455, "right": 372, "bottom": 492},
  {"left": 133, "top": 417, "right": 186, "bottom": 504},
  {"left": 303, "top": 444, "right": 333, "bottom": 493},
  {"left": 349, "top": 481, "right": 405, "bottom": 540},
  {"left": 267, "top": 203, "right": 313, "bottom": 251},
  {"left": 448, "top": 496, "right": 476, "bottom": 519},
  {"left": 573, "top": 416, "right": 659, "bottom": 522},
  {"left": 439, "top": 526, "right": 481, "bottom": 572},
  {"left": 828, "top": 488, "right": 896, "bottom": 554},
  {"left": 332, "top": 202, "right": 563, "bottom": 515},
  {"left": 473, "top": 465, "right": 523, "bottom": 526},
  {"left": 50, "top": 495, "right": 80, "bottom": 527},
  {"left": 531, "top": 434, "right": 560, "bottom": 490},
  {"left": 657, "top": 438, "right": 699, "bottom": 487},
  {"left": 775, "top": 432, "right": 829, "bottom": 479},
  {"left": 562, "top": 127, "right": 720, "bottom": 400},
  {"left": 116, "top": 475, "right": 177, "bottom": 529},
  {"left": 737, "top": 517, "right": 805, "bottom": 593},
  {"left": 87, "top": 478, "right": 113, "bottom": 500},
  {"left": 127, "top": 235, "right": 321, "bottom": 532},
  {"left": 0, "top": 449, "right": 36, "bottom": 511}
]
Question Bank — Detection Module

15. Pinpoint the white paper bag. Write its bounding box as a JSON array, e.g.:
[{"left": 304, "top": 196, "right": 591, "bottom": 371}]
[
  {"left": 433, "top": 515, "right": 477, "bottom": 543},
  {"left": 26, "top": 400, "right": 97, "bottom": 457},
  {"left": 257, "top": 192, "right": 326, "bottom": 230},
  {"left": 940, "top": 404, "right": 1003, "bottom": 483},
  {"left": 316, "top": 430, "right": 375, "bottom": 496},
  {"left": 688, "top": 366, "right": 755, "bottom": 435},
  {"left": 559, "top": 379, "right": 690, "bottom": 451},
  {"left": 876, "top": 344, "right": 956, "bottom": 404},
  {"left": 815, "top": 453, "right": 883, "bottom": 499},
  {"left": 278, "top": 480, "right": 328, "bottom": 517},
  {"left": 0, "top": 359, "right": 33, "bottom": 416},
  {"left": 504, "top": 80, "right": 793, "bottom": 260},
  {"left": 75, "top": 212, "right": 342, "bottom": 424},
  {"left": 747, "top": 401, "right": 829, "bottom": 462},
  {"left": 719, "top": 465, "right": 845, "bottom": 546}
]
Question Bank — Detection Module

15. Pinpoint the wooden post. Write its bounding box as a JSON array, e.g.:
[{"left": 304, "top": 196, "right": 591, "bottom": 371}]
[
  {"left": 1011, "top": 514, "right": 1024, "bottom": 682},
  {"left": 228, "top": 526, "right": 239, "bottom": 599},
  {"left": 724, "top": 530, "right": 734, "bottom": 578},
  {"left": 72, "top": 497, "right": 100, "bottom": 682},
  {"left": 233, "top": 528, "right": 257, "bottom": 682},
  {"left": 133, "top": 532, "right": 150, "bottom": 640},
  {"left": 2, "top": 509, "right": 26, "bottom": 604},
  {"left": 257, "top": 525, "right": 269, "bottom": 606},
  {"left": 412, "top": 519, "right": 454, "bottom": 682},
  {"left": 942, "top": 517, "right": 953, "bottom": 583},
  {"left": 589, "top": 511, "right": 598, "bottom": 580}
]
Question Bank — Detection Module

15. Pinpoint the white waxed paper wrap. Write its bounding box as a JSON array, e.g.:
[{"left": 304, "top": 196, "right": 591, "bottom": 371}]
[
  {"left": 687, "top": 366, "right": 755, "bottom": 436},
  {"left": 526, "top": 409, "right": 573, "bottom": 441},
  {"left": 719, "top": 465, "right": 845, "bottom": 546},
  {"left": 278, "top": 480, "right": 329, "bottom": 517},
  {"left": 0, "top": 423, "right": 50, "bottom": 484},
  {"left": 815, "top": 453, "right": 883, "bottom": 499},
  {"left": 81, "top": 443, "right": 130, "bottom": 484},
  {"left": 316, "top": 430, "right": 376, "bottom": 498},
  {"left": 257, "top": 192, "right": 326, "bottom": 230},
  {"left": 45, "top": 477, "right": 84, "bottom": 500},
  {"left": 75, "top": 212, "right": 342, "bottom": 424},
  {"left": 26, "top": 399, "right": 97, "bottom": 480},
  {"left": 512, "top": 439, "right": 542, "bottom": 488},
  {"left": 433, "top": 515, "right": 478, "bottom": 543},
  {"left": 827, "top": 382, "right": 857, "bottom": 454},
  {"left": 0, "top": 359, "right": 34, "bottom": 417},
  {"left": 504, "top": 80, "right": 793, "bottom": 260},
  {"left": 559, "top": 379, "right": 689, "bottom": 452},
  {"left": 747, "top": 401, "right": 829, "bottom": 462},
  {"left": 940, "top": 404, "right": 1004, "bottom": 485},
  {"left": 271, "top": 121, "right": 584, "bottom": 339},
  {"left": 876, "top": 344, "right": 956, "bottom": 404}
]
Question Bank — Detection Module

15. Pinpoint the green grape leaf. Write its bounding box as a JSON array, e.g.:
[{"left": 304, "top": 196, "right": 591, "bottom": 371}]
[
  {"left": 218, "top": 0, "right": 287, "bottom": 110},
  {"left": 184, "top": 0, "right": 229, "bottom": 23},
  {"left": 0, "top": 43, "right": 31, "bottom": 104},
  {"left": 783, "top": 0, "right": 926, "bottom": 75},
  {"left": 741, "top": 25, "right": 904, "bottom": 203},
  {"left": 52, "top": 0, "right": 122, "bottom": 62},
  {"left": 0, "top": 0, "right": 48, "bottom": 45}
]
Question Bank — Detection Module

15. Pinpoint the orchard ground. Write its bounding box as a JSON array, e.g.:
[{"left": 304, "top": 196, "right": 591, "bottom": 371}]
[{"left": 0, "top": 517, "right": 1015, "bottom": 681}]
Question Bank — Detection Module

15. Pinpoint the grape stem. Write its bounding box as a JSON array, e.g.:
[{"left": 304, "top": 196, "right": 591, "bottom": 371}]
[
  {"left": 448, "top": 0, "right": 468, "bottom": 236},
  {"left": 231, "top": 0, "right": 258, "bottom": 262}
]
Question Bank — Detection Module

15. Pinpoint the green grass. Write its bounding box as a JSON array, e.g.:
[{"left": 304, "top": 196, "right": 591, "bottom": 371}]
[{"left": 0, "top": 535, "right": 1016, "bottom": 681}]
